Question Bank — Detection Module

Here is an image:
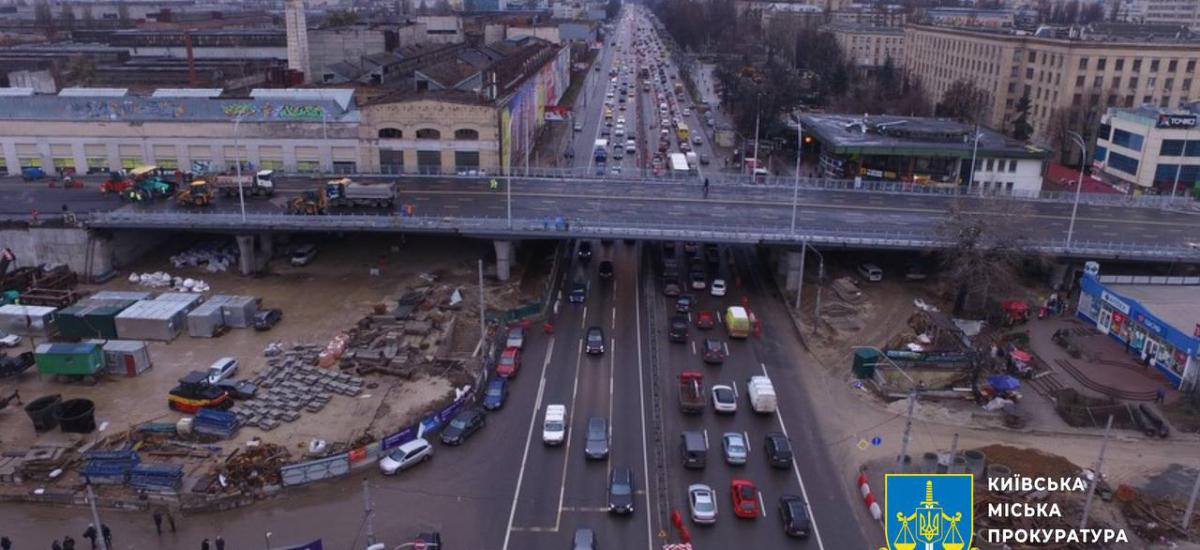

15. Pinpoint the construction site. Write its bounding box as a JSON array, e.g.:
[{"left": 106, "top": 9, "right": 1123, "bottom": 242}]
[{"left": 0, "top": 234, "right": 554, "bottom": 510}]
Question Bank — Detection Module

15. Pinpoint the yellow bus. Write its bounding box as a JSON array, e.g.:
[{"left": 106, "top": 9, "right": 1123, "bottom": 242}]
[{"left": 677, "top": 122, "right": 690, "bottom": 141}]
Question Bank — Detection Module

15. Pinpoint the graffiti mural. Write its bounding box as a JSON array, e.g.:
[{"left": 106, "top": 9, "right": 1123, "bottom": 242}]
[{"left": 66, "top": 99, "right": 188, "bottom": 120}]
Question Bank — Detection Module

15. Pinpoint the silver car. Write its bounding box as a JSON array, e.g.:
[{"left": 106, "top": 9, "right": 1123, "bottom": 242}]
[
  {"left": 688, "top": 483, "right": 717, "bottom": 524},
  {"left": 722, "top": 432, "right": 748, "bottom": 465}
]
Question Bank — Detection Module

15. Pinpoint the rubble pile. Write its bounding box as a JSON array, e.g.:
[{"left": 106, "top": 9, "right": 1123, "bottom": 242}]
[
  {"left": 1118, "top": 485, "right": 1200, "bottom": 542},
  {"left": 334, "top": 287, "right": 461, "bottom": 378},
  {"left": 214, "top": 442, "right": 290, "bottom": 492},
  {"left": 127, "top": 272, "right": 211, "bottom": 292},
  {"left": 169, "top": 240, "right": 239, "bottom": 272},
  {"left": 230, "top": 346, "right": 365, "bottom": 431}
]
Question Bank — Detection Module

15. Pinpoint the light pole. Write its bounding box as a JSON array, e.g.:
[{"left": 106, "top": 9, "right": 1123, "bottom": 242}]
[
  {"left": 1169, "top": 126, "right": 1191, "bottom": 204},
  {"left": 966, "top": 124, "right": 981, "bottom": 195},
  {"left": 1066, "top": 131, "right": 1087, "bottom": 250},
  {"left": 791, "top": 118, "right": 802, "bottom": 234},
  {"left": 751, "top": 92, "right": 762, "bottom": 181},
  {"left": 232, "top": 112, "right": 248, "bottom": 223}
]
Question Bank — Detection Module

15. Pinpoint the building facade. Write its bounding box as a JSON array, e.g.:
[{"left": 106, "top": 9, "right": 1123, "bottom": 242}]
[
  {"left": 1136, "top": 0, "right": 1200, "bottom": 30},
  {"left": 902, "top": 24, "right": 1200, "bottom": 143},
  {"left": 1094, "top": 104, "right": 1200, "bottom": 194},
  {"left": 828, "top": 25, "right": 904, "bottom": 69}
]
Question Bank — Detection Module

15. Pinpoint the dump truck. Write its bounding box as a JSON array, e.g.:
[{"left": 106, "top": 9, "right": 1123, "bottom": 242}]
[
  {"left": 175, "top": 180, "right": 214, "bottom": 207},
  {"left": 725, "top": 306, "right": 750, "bottom": 338},
  {"left": 210, "top": 170, "right": 275, "bottom": 198},
  {"left": 288, "top": 190, "right": 327, "bottom": 215},
  {"left": 325, "top": 178, "right": 396, "bottom": 208},
  {"left": 678, "top": 371, "right": 705, "bottom": 414}
]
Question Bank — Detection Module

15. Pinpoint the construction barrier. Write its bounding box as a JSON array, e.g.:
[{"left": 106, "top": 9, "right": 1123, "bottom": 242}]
[{"left": 858, "top": 471, "right": 882, "bottom": 520}]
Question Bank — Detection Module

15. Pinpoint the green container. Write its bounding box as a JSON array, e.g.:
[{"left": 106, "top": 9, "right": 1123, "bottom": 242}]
[
  {"left": 852, "top": 348, "right": 878, "bottom": 379},
  {"left": 54, "top": 300, "right": 135, "bottom": 340},
  {"left": 35, "top": 343, "right": 104, "bottom": 376}
]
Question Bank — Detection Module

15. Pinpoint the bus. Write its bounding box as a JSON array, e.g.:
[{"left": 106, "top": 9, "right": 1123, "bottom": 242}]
[
  {"left": 674, "top": 82, "right": 684, "bottom": 96},
  {"left": 676, "top": 122, "right": 690, "bottom": 142},
  {"left": 668, "top": 153, "right": 690, "bottom": 175}
]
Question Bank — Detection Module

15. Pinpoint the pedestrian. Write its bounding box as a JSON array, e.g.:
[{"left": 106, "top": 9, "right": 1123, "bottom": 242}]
[
  {"left": 82, "top": 526, "right": 96, "bottom": 550},
  {"left": 1, "top": 536, "right": 10, "bottom": 550},
  {"left": 200, "top": 538, "right": 210, "bottom": 550},
  {"left": 703, "top": 178, "right": 709, "bottom": 198},
  {"left": 154, "top": 509, "right": 164, "bottom": 535},
  {"left": 1156, "top": 386, "right": 1167, "bottom": 404},
  {"left": 543, "top": 216, "right": 550, "bottom": 230},
  {"left": 489, "top": 178, "right": 499, "bottom": 191},
  {"left": 215, "top": 537, "right": 225, "bottom": 550},
  {"left": 52, "top": 540, "right": 62, "bottom": 550},
  {"left": 167, "top": 510, "right": 177, "bottom": 533},
  {"left": 62, "top": 536, "right": 74, "bottom": 550},
  {"left": 100, "top": 525, "right": 111, "bottom": 549},
  {"left": 563, "top": 218, "right": 570, "bottom": 231}
]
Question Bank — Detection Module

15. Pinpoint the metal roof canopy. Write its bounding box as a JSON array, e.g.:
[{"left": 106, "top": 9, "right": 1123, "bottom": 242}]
[
  {"left": 250, "top": 88, "right": 355, "bottom": 111},
  {"left": 0, "top": 88, "right": 35, "bottom": 96},
  {"left": 152, "top": 88, "right": 225, "bottom": 98},
  {"left": 59, "top": 87, "right": 128, "bottom": 97}
]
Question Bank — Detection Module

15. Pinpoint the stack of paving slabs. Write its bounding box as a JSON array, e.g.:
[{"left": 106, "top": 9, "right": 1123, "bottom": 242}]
[
  {"left": 19, "top": 446, "right": 69, "bottom": 481},
  {"left": 229, "top": 345, "right": 364, "bottom": 432},
  {"left": 338, "top": 308, "right": 451, "bottom": 378}
]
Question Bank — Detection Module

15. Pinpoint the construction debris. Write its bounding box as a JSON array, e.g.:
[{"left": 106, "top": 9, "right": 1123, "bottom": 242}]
[
  {"left": 217, "top": 441, "right": 290, "bottom": 491},
  {"left": 169, "top": 240, "right": 239, "bottom": 272},
  {"left": 127, "top": 272, "right": 211, "bottom": 292}
]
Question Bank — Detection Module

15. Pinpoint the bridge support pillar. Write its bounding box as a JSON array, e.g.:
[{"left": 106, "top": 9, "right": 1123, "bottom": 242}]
[
  {"left": 784, "top": 251, "right": 803, "bottom": 293},
  {"left": 236, "top": 234, "right": 256, "bottom": 276},
  {"left": 494, "top": 240, "right": 514, "bottom": 282},
  {"left": 258, "top": 233, "right": 274, "bottom": 262}
]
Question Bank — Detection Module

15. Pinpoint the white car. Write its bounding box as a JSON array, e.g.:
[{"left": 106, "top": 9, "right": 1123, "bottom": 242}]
[
  {"left": 688, "top": 484, "right": 718, "bottom": 524},
  {"left": 0, "top": 332, "right": 20, "bottom": 348},
  {"left": 543, "top": 404, "right": 567, "bottom": 445},
  {"left": 711, "top": 384, "right": 737, "bottom": 414},
  {"left": 710, "top": 278, "right": 726, "bottom": 297},
  {"left": 378, "top": 438, "right": 433, "bottom": 475},
  {"left": 206, "top": 357, "right": 239, "bottom": 385}
]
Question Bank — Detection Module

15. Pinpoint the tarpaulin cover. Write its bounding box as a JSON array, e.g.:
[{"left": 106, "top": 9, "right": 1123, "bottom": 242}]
[{"left": 988, "top": 374, "right": 1021, "bottom": 392}]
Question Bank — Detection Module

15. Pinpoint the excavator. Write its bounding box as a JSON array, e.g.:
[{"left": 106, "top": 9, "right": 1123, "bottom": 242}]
[
  {"left": 175, "top": 180, "right": 214, "bottom": 207},
  {"left": 287, "top": 190, "right": 327, "bottom": 215}
]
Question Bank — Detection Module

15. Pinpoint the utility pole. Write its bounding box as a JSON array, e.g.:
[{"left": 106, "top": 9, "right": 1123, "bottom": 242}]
[
  {"left": 86, "top": 483, "right": 109, "bottom": 550},
  {"left": 791, "top": 119, "right": 801, "bottom": 234},
  {"left": 794, "top": 243, "right": 806, "bottom": 313},
  {"left": 1079, "top": 415, "right": 1113, "bottom": 529},
  {"left": 362, "top": 478, "right": 377, "bottom": 547},
  {"left": 896, "top": 389, "right": 917, "bottom": 472},
  {"left": 939, "top": 432, "right": 960, "bottom": 474},
  {"left": 1183, "top": 465, "right": 1200, "bottom": 529},
  {"left": 478, "top": 259, "right": 487, "bottom": 352}
]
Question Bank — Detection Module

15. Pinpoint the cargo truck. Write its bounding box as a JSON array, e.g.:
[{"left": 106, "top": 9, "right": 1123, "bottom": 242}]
[
  {"left": 725, "top": 306, "right": 750, "bottom": 338},
  {"left": 678, "top": 371, "right": 705, "bottom": 414},
  {"left": 746, "top": 375, "right": 777, "bottom": 413},
  {"left": 210, "top": 170, "right": 275, "bottom": 198},
  {"left": 324, "top": 178, "right": 397, "bottom": 208}
]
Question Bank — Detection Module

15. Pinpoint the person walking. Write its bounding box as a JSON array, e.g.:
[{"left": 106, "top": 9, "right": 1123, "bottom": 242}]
[
  {"left": 166, "top": 510, "right": 177, "bottom": 533},
  {"left": 81, "top": 526, "right": 96, "bottom": 550},
  {"left": 52, "top": 540, "right": 62, "bottom": 550},
  {"left": 200, "top": 539, "right": 210, "bottom": 550},
  {"left": 489, "top": 178, "right": 499, "bottom": 191},
  {"left": 1, "top": 536, "right": 10, "bottom": 550},
  {"left": 153, "top": 510, "right": 165, "bottom": 535},
  {"left": 215, "top": 537, "right": 225, "bottom": 550},
  {"left": 1156, "top": 386, "right": 1167, "bottom": 404},
  {"left": 100, "top": 526, "right": 110, "bottom": 549},
  {"left": 61, "top": 536, "right": 74, "bottom": 550},
  {"left": 703, "top": 178, "right": 709, "bottom": 198}
]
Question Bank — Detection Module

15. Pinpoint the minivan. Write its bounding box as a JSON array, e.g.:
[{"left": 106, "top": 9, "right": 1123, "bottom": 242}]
[
  {"left": 857, "top": 263, "right": 883, "bottom": 282},
  {"left": 681, "top": 430, "right": 708, "bottom": 469},
  {"left": 206, "top": 357, "right": 239, "bottom": 385},
  {"left": 290, "top": 244, "right": 317, "bottom": 266}
]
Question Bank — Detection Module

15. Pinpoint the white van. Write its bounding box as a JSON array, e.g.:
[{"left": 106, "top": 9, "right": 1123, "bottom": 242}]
[
  {"left": 206, "top": 357, "right": 239, "bottom": 385},
  {"left": 746, "top": 375, "right": 777, "bottom": 414},
  {"left": 857, "top": 263, "right": 883, "bottom": 282},
  {"left": 543, "top": 404, "right": 567, "bottom": 446},
  {"left": 291, "top": 244, "right": 317, "bottom": 266}
]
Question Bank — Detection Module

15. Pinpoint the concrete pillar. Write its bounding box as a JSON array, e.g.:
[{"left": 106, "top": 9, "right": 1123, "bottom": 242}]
[
  {"left": 494, "top": 240, "right": 514, "bottom": 282},
  {"left": 236, "top": 234, "right": 256, "bottom": 276},
  {"left": 784, "top": 250, "right": 803, "bottom": 293},
  {"left": 258, "top": 233, "right": 274, "bottom": 262}
]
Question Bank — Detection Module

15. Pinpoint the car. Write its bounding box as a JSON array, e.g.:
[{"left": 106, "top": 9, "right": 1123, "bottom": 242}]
[
  {"left": 625, "top": 143, "right": 636, "bottom": 154},
  {"left": 569, "top": 281, "right": 587, "bottom": 303},
  {"left": 710, "top": 278, "right": 727, "bottom": 297},
  {"left": 722, "top": 432, "right": 748, "bottom": 465},
  {"left": 857, "top": 262, "right": 883, "bottom": 282},
  {"left": 699, "top": 154, "right": 711, "bottom": 165},
  {"left": 586, "top": 326, "right": 606, "bottom": 355},
  {"left": 496, "top": 346, "right": 521, "bottom": 378},
  {"left": 613, "top": 148, "right": 624, "bottom": 160},
  {"left": 506, "top": 325, "right": 525, "bottom": 350},
  {"left": 610, "top": 165, "right": 622, "bottom": 175},
  {"left": 378, "top": 437, "right": 433, "bottom": 475},
  {"left": 765, "top": 432, "right": 794, "bottom": 468},
  {"left": 702, "top": 338, "right": 725, "bottom": 364},
  {"left": 679, "top": 141, "right": 692, "bottom": 152},
  {"left": 206, "top": 357, "right": 239, "bottom": 385},
  {"left": 598, "top": 260, "right": 614, "bottom": 280},
  {"left": 584, "top": 416, "right": 610, "bottom": 460},
  {"left": 290, "top": 244, "right": 317, "bottom": 266},
  {"left": 411, "top": 532, "right": 442, "bottom": 549},
  {"left": 779, "top": 495, "right": 812, "bottom": 538},
  {"left": 663, "top": 278, "right": 682, "bottom": 297},
  {"left": 712, "top": 384, "right": 737, "bottom": 413},
  {"left": 683, "top": 108, "right": 692, "bottom": 116},
  {"left": 483, "top": 378, "right": 509, "bottom": 410},
  {"left": 600, "top": 127, "right": 611, "bottom": 137},
  {"left": 731, "top": 479, "right": 761, "bottom": 519},
  {"left": 689, "top": 271, "right": 706, "bottom": 290},
  {"left": 694, "top": 309, "right": 716, "bottom": 329},
  {"left": 688, "top": 484, "right": 718, "bottom": 524},
  {"left": 608, "top": 466, "right": 635, "bottom": 514},
  {"left": 578, "top": 241, "right": 593, "bottom": 262},
  {"left": 572, "top": 528, "right": 597, "bottom": 550},
  {"left": 252, "top": 308, "right": 283, "bottom": 331},
  {"left": 668, "top": 315, "right": 689, "bottom": 343},
  {"left": 440, "top": 408, "right": 485, "bottom": 445},
  {"left": 0, "top": 331, "right": 21, "bottom": 348},
  {"left": 675, "top": 294, "right": 693, "bottom": 313},
  {"left": 693, "top": 135, "right": 703, "bottom": 145}
]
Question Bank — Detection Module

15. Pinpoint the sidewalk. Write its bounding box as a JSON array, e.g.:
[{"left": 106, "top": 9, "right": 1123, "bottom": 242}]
[{"left": 1027, "top": 317, "right": 1178, "bottom": 403}]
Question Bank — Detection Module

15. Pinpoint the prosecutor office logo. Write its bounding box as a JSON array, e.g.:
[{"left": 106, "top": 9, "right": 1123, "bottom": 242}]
[{"left": 884, "top": 474, "right": 976, "bottom": 550}]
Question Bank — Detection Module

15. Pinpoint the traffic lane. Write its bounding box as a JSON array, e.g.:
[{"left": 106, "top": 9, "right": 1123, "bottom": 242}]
[{"left": 0, "top": 184, "right": 123, "bottom": 214}]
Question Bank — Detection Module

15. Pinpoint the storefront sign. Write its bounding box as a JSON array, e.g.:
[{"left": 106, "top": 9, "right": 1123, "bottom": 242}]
[
  {"left": 1156, "top": 114, "right": 1197, "bottom": 129},
  {"left": 1101, "top": 290, "right": 1131, "bottom": 315},
  {"left": 1136, "top": 313, "right": 1164, "bottom": 336}
]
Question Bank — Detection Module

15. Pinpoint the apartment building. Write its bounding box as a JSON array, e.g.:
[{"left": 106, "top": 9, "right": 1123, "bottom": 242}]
[
  {"left": 1137, "top": 0, "right": 1200, "bottom": 30},
  {"left": 902, "top": 24, "right": 1200, "bottom": 144},
  {"left": 828, "top": 24, "right": 904, "bottom": 69}
]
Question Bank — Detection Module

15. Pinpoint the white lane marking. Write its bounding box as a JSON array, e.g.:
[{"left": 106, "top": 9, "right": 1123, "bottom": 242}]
[
  {"left": 581, "top": 306, "right": 588, "bottom": 329},
  {"left": 690, "top": 340, "right": 697, "bottom": 355},
  {"left": 758, "top": 490, "right": 767, "bottom": 518},
  {"left": 612, "top": 306, "right": 617, "bottom": 330},
  {"left": 723, "top": 342, "right": 729, "bottom": 356},
  {"left": 761, "top": 363, "right": 828, "bottom": 549},
  {"left": 501, "top": 336, "right": 555, "bottom": 550},
  {"left": 634, "top": 257, "right": 654, "bottom": 550},
  {"left": 553, "top": 338, "right": 587, "bottom": 531}
]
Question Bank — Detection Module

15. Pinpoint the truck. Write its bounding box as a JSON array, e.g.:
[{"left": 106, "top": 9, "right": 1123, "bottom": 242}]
[
  {"left": 725, "top": 306, "right": 750, "bottom": 338},
  {"left": 746, "top": 375, "right": 777, "bottom": 414},
  {"left": 175, "top": 180, "right": 214, "bottom": 207},
  {"left": 99, "top": 171, "right": 132, "bottom": 194},
  {"left": 543, "top": 404, "right": 567, "bottom": 446},
  {"left": 678, "top": 371, "right": 705, "bottom": 414},
  {"left": 669, "top": 153, "right": 690, "bottom": 176},
  {"left": 685, "top": 151, "right": 699, "bottom": 169},
  {"left": 594, "top": 139, "right": 609, "bottom": 164},
  {"left": 210, "top": 170, "right": 275, "bottom": 198},
  {"left": 324, "top": 178, "right": 396, "bottom": 208}
]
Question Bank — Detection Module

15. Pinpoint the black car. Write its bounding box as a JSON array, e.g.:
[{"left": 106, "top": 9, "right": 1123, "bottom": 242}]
[
  {"left": 667, "top": 315, "right": 688, "bottom": 343},
  {"left": 701, "top": 338, "right": 725, "bottom": 364},
  {"left": 253, "top": 308, "right": 283, "bottom": 331},
  {"left": 675, "top": 295, "right": 693, "bottom": 313},
  {"left": 765, "top": 432, "right": 794, "bottom": 468},
  {"left": 608, "top": 466, "right": 635, "bottom": 515},
  {"left": 584, "top": 416, "right": 610, "bottom": 460},
  {"left": 440, "top": 408, "right": 486, "bottom": 445},
  {"left": 586, "top": 326, "right": 606, "bottom": 355},
  {"left": 779, "top": 495, "right": 812, "bottom": 538},
  {"left": 578, "top": 241, "right": 593, "bottom": 262},
  {"left": 599, "top": 260, "right": 615, "bottom": 280},
  {"left": 569, "top": 282, "right": 587, "bottom": 303}
]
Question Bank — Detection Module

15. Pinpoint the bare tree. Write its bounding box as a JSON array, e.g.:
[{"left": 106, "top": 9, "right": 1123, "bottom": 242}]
[
  {"left": 936, "top": 78, "right": 991, "bottom": 125},
  {"left": 938, "top": 199, "right": 1047, "bottom": 316}
]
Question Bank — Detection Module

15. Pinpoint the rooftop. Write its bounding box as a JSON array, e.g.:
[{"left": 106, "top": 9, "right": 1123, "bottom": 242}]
[
  {"left": 799, "top": 113, "right": 1047, "bottom": 159},
  {"left": 1108, "top": 102, "right": 1200, "bottom": 125},
  {"left": 0, "top": 88, "right": 359, "bottom": 123},
  {"left": 825, "top": 23, "right": 904, "bottom": 34},
  {"left": 908, "top": 22, "right": 1200, "bottom": 44},
  {"left": 1105, "top": 283, "right": 1200, "bottom": 335}
]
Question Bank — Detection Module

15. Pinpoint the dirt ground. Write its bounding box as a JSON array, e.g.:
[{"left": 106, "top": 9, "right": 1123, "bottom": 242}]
[{"left": 0, "top": 234, "right": 524, "bottom": 457}]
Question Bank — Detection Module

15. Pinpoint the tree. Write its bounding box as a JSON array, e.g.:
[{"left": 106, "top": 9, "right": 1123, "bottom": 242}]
[
  {"left": 1010, "top": 93, "right": 1033, "bottom": 141},
  {"left": 324, "top": 10, "right": 360, "bottom": 27},
  {"left": 938, "top": 199, "right": 1046, "bottom": 316},
  {"left": 936, "top": 78, "right": 991, "bottom": 124},
  {"left": 33, "top": 0, "right": 52, "bottom": 29},
  {"left": 62, "top": 56, "right": 96, "bottom": 86},
  {"left": 59, "top": 5, "right": 76, "bottom": 30}
]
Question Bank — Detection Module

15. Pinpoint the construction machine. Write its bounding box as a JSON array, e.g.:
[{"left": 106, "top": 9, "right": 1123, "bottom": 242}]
[
  {"left": 99, "top": 171, "right": 132, "bottom": 194},
  {"left": 175, "top": 180, "right": 214, "bottom": 207},
  {"left": 288, "top": 190, "right": 327, "bottom": 215}
]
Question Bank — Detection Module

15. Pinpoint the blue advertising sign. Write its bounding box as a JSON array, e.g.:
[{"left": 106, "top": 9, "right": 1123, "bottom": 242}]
[
  {"left": 278, "top": 540, "right": 323, "bottom": 550},
  {"left": 382, "top": 426, "right": 417, "bottom": 451}
]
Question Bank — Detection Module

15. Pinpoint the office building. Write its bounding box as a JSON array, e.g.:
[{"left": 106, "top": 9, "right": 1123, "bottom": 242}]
[
  {"left": 828, "top": 24, "right": 904, "bottom": 69},
  {"left": 1093, "top": 104, "right": 1200, "bottom": 194}
]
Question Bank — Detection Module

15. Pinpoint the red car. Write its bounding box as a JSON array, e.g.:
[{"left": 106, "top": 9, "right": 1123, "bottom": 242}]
[
  {"left": 731, "top": 479, "right": 761, "bottom": 519},
  {"left": 496, "top": 347, "right": 521, "bottom": 378},
  {"left": 694, "top": 310, "right": 716, "bottom": 330}
]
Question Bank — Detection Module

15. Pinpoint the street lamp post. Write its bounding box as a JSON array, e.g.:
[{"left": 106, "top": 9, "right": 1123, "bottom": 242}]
[
  {"left": 1169, "top": 126, "right": 1191, "bottom": 204},
  {"left": 232, "top": 112, "right": 248, "bottom": 223},
  {"left": 1066, "top": 131, "right": 1087, "bottom": 250},
  {"left": 751, "top": 92, "right": 761, "bottom": 181},
  {"left": 791, "top": 119, "right": 801, "bottom": 234},
  {"left": 966, "top": 124, "right": 981, "bottom": 195}
]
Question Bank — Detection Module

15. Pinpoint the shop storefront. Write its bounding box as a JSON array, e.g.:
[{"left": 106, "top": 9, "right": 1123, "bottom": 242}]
[{"left": 1076, "top": 274, "right": 1200, "bottom": 388}]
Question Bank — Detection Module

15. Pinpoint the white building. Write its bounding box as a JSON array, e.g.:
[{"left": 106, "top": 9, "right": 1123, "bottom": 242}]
[{"left": 1094, "top": 104, "right": 1200, "bottom": 195}]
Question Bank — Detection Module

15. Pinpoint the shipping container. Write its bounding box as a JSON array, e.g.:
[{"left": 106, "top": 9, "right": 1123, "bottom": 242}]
[
  {"left": 90, "top": 291, "right": 155, "bottom": 301},
  {"left": 102, "top": 340, "right": 152, "bottom": 377},
  {"left": 220, "top": 296, "right": 259, "bottom": 328},
  {"left": 115, "top": 300, "right": 192, "bottom": 341},
  {"left": 186, "top": 296, "right": 230, "bottom": 338},
  {"left": 54, "top": 300, "right": 136, "bottom": 340},
  {"left": 0, "top": 304, "right": 57, "bottom": 337},
  {"left": 152, "top": 292, "right": 203, "bottom": 313},
  {"left": 35, "top": 343, "right": 104, "bottom": 376}
]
